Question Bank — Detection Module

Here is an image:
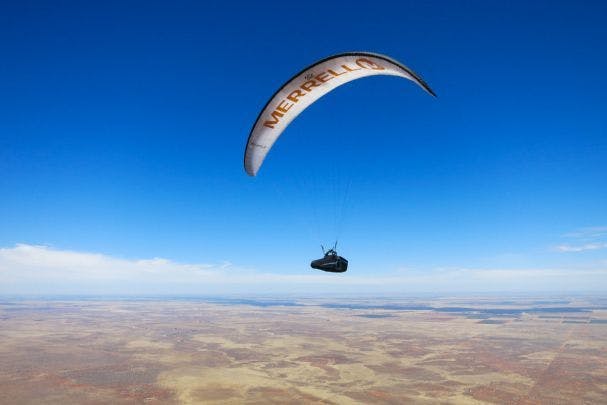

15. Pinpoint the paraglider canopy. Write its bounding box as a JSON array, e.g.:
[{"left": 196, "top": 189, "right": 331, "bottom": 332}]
[{"left": 244, "top": 51, "right": 436, "bottom": 176}]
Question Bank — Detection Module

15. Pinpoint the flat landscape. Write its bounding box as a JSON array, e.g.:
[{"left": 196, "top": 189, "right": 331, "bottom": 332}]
[{"left": 1, "top": 296, "right": 606, "bottom": 404}]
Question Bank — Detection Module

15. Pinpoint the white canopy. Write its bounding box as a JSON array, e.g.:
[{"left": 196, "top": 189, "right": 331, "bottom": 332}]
[{"left": 244, "top": 52, "right": 436, "bottom": 176}]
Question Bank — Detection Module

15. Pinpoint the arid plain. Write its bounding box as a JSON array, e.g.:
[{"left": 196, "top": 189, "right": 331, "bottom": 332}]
[{"left": 1, "top": 297, "right": 606, "bottom": 404}]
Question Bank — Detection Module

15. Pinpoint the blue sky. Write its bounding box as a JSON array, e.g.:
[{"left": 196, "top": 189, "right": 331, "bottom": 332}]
[{"left": 1, "top": 1, "right": 606, "bottom": 294}]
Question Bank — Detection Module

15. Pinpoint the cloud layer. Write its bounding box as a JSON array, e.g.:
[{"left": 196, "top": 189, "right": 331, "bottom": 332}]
[{"left": 1, "top": 244, "right": 606, "bottom": 295}]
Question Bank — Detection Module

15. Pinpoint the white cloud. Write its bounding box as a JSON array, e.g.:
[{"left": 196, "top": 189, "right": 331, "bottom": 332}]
[
  {"left": 0, "top": 244, "right": 217, "bottom": 282},
  {"left": 554, "top": 226, "right": 607, "bottom": 253},
  {"left": 563, "top": 226, "right": 607, "bottom": 239},
  {"left": 555, "top": 243, "right": 607, "bottom": 252},
  {"left": 1, "top": 244, "right": 606, "bottom": 295}
]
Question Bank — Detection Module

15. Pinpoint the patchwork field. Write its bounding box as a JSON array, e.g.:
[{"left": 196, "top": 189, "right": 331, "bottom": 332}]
[{"left": 1, "top": 296, "right": 606, "bottom": 404}]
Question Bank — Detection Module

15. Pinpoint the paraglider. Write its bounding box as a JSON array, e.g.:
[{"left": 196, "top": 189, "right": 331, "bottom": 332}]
[{"left": 244, "top": 52, "right": 436, "bottom": 272}]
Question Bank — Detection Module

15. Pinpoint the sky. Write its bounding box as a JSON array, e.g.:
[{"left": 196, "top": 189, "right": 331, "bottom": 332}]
[{"left": 1, "top": 1, "right": 606, "bottom": 295}]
